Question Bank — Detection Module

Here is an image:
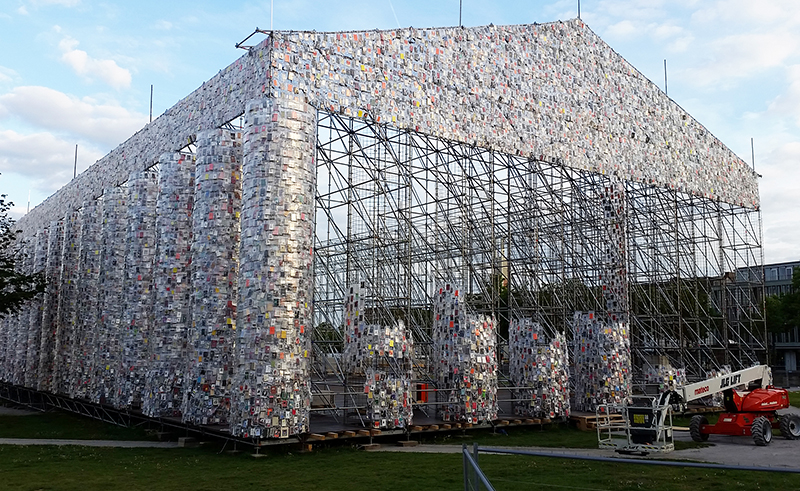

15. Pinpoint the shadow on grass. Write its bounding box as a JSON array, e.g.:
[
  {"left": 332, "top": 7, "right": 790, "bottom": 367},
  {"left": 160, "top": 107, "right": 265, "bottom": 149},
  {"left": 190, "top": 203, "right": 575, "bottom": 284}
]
[
  {"left": 0, "top": 407, "right": 154, "bottom": 441},
  {"left": 423, "top": 423, "right": 605, "bottom": 448}
]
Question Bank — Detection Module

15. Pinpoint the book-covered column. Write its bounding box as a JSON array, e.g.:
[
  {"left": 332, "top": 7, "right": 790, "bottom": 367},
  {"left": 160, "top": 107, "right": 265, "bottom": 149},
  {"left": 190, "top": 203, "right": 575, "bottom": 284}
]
[
  {"left": 184, "top": 128, "right": 242, "bottom": 426},
  {"left": 508, "top": 318, "right": 570, "bottom": 419},
  {"left": 0, "top": 264, "right": 13, "bottom": 381},
  {"left": 38, "top": 218, "right": 64, "bottom": 392},
  {"left": 73, "top": 197, "right": 103, "bottom": 399},
  {"left": 342, "top": 281, "right": 414, "bottom": 430},
  {"left": 54, "top": 209, "right": 82, "bottom": 396},
  {"left": 432, "top": 283, "right": 498, "bottom": 423},
  {"left": 5, "top": 240, "right": 35, "bottom": 385},
  {"left": 143, "top": 152, "right": 194, "bottom": 417},
  {"left": 25, "top": 229, "right": 48, "bottom": 389},
  {"left": 94, "top": 186, "right": 127, "bottom": 404},
  {"left": 573, "top": 178, "right": 631, "bottom": 411},
  {"left": 115, "top": 170, "right": 158, "bottom": 409},
  {"left": 231, "top": 95, "right": 316, "bottom": 439}
]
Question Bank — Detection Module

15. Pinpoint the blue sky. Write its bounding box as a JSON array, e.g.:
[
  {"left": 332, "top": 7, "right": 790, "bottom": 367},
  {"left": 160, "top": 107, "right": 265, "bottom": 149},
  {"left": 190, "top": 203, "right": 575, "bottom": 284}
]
[{"left": 1, "top": 0, "right": 799, "bottom": 262}]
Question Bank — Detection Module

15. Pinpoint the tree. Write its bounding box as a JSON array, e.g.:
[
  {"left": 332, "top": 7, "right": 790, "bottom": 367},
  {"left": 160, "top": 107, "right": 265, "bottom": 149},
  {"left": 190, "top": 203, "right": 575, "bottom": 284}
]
[
  {"left": 765, "top": 267, "right": 800, "bottom": 334},
  {"left": 0, "top": 193, "right": 45, "bottom": 318}
]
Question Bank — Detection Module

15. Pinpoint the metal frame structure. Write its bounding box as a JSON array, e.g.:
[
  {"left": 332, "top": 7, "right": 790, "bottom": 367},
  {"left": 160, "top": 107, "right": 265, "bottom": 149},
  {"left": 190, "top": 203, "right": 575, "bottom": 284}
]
[{"left": 310, "top": 110, "right": 767, "bottom": 397}]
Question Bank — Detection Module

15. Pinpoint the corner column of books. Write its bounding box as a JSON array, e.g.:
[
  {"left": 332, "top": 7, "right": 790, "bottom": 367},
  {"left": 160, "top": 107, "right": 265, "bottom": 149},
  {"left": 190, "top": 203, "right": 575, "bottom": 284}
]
[
  {"left": 573, "top": 179, "right": 632, "bottom": 411},
  {"left": 4, "top": 240, "right": 35, "bottom": 385},
  {"left": 231, "top": 96, "right": 315, "bottom": 439},
  {"left": 115, "top": 169, "right": 158, "bottom": 409},
  {"left": 342, "top": 281, "right": 414, "bottom": 430},
  {"left": 14, "top": 241, "right": 34, "bottom": 385},
  {"left": 143, "top": 151, "right": 195, "bottom": 417},
  {"left": 183, "top": 128, "right": 243, "bottom": 426},
  {"left": 432, "top": 284, "right": 498, "bottom": 423},
  {"left": 508, "top": 318, "right": 570, "bottom": 419},
  {"left": 0, "top": 247, "right": 17, "bottom": 382}
]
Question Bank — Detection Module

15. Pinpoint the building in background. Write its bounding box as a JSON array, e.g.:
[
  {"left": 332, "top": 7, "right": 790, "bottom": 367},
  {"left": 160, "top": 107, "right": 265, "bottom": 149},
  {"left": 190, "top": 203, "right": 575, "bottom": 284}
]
[{"left": 764, "top": 261, "right": 800, "bottom": 374}]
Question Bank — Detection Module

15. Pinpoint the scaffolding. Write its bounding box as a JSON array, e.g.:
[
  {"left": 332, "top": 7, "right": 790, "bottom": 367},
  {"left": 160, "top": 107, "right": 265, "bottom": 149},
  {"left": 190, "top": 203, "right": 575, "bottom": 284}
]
[{"left": 311, "top": 110, "right": 767, "bottom": 396}]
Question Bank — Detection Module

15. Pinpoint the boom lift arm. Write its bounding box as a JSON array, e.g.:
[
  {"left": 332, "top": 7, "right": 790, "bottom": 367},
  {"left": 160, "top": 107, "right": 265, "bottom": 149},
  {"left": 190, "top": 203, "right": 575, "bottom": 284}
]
[{"left": 679, "top": 365, "right": 772, "bottom": 404}]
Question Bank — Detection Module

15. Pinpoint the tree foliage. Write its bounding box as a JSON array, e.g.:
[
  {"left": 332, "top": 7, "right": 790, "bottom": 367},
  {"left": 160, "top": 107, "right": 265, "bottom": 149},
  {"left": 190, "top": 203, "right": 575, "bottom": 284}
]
[
  {"left": 0, "top": 194, "right": 45, "bottom": 318},
  {"left": 765, "top": 267, "right": 800, "bottom": 334}
]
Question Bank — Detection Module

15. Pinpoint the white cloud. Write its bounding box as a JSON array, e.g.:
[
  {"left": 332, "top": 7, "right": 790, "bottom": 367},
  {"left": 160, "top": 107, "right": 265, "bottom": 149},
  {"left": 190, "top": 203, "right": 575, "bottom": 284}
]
[
  {"left": 605, "top": 19, "right": 638, "bottom": 38},
  {"left": 692, "top": 0, "right": 800, "bottom": 26},
  {"left": 28, "top": 0, "right": 81, "bottom": 7},
  {"left": 58, "top": 36, "right": 132, "bottom": 89},
  {"left": 767, "top": 65, "right": 800, "bottom": 125},
  {"left": 679, "top": 0, "right": 800, "bottom": 88},
  {"left": 594, "top": 5, "right": 693, "bottom": 52},
  {"left": 667, "top": 35, "right": 694, "bottom": 52},
  {"left": 756, "top": 141, "right": 800, "bottom": 262},
  {"left": 9, "top": 205, "right": 29, "bottom": 221},
  {"left": 0, "top": 86, "right": 146, "bottom": 147},
  {"left": 652, "top": 22, "right": 693, "bottom": 52},
  {"left": 653, "top": 23, "right": 682, "bottom": 39},
  {"left": 0, "top": 66, "right": 18, "bottom": 83},
  {"left": 17, "top": 5, "right": 29, "bottom": 15},
  {"left": 154, "top": 20, "right": 172, "bottom": 30},
  {"left": 0, "top": 129, "right": 103, "bottom": 194},
  {"left": 687, "top": 32, "right": 798, "bottom": 87}
]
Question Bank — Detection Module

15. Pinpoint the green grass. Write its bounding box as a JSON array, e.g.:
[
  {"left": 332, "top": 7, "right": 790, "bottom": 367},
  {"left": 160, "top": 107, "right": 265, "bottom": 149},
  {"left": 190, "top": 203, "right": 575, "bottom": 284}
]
[
  {"left": 425, "top": 423, "right": 600, "bottom": 448},
  {"left": 0, "top": 444, "right": 797, "bottom": 491},
  {"left": 789, "top": 391, "right": 800, "bottom": 408},
  {"left": 0, "top": 408, "right": 153, "bottom": 441},
  {"left": 426, "top": 421, "right": 710, "bottom": 451},
  {"left": 672, "top": 413, "right": 720, "bottom": 427},
  {"left": 0, "top": 409, "right": 794, "bottom": 490}
]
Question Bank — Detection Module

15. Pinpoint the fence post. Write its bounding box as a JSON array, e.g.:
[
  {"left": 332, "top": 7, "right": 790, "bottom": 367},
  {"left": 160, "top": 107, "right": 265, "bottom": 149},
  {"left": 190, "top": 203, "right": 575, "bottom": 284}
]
[
  {"left": 473, "top": 442, "right": 480, "bottom": 489},
  {"left": 462, "top": 443, "right": 470, "bottom": 491}
]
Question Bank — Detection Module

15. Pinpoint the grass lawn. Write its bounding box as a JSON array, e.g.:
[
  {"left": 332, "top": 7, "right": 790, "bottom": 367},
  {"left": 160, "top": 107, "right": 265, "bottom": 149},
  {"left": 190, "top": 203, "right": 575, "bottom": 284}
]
[
  {"left": 0, "top": 443, "right": 798, "bottom": 491},
  {"left": 0, "top": 405, "right": 797, "bottom": 490},
  {"left": 424, "top": 422, "right": 600, "bottom": 448},
  {"left": 0, "top": 407, "right": 152, "bottom": 441},
  {"left": 789, "top": 390, "right": 800, "bottom": 409},
  {"left": 425, "top": 419, "right": 710, "bottom": 450}
]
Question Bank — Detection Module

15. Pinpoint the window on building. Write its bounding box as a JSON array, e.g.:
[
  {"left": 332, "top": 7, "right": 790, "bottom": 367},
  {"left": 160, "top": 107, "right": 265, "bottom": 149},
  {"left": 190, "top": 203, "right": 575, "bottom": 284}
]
[{"left": 768, "top": 268, "right": 778, "bottom": 281}]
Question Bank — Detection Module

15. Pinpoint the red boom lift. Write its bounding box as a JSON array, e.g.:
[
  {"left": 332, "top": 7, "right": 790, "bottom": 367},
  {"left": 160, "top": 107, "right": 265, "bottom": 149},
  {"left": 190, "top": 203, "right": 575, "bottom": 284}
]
[{"left": 682, "top": 365, "right": 800, "bottom": 446}]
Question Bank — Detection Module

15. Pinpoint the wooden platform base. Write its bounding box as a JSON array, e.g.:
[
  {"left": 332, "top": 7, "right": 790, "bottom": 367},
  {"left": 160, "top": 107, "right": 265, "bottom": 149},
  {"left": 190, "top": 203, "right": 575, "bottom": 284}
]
[{"left": 570, "top": 414, "right": 624, "bottom": 431}]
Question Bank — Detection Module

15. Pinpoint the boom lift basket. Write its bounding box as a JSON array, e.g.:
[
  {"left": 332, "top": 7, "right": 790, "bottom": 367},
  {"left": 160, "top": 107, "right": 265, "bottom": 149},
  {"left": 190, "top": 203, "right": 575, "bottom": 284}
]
[{"left": 597, "top": 397, "right": 675, "bottom": 455}]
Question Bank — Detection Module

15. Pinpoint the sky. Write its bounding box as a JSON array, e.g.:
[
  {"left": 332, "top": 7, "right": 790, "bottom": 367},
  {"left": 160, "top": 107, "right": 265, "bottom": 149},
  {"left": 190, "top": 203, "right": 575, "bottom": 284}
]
[{"left": 0, "top": 0, "right": 798, "bottom": 263}]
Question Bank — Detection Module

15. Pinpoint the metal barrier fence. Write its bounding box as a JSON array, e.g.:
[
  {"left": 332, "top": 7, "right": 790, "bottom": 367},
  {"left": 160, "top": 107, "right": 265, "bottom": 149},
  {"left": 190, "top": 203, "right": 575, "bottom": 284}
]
[{"left": 462, "top": 444, "right": 496, "bottom": 491}]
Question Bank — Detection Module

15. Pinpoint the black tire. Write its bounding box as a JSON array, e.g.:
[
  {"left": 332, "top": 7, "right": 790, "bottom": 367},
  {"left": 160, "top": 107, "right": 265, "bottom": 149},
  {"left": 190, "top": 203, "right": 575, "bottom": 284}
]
[
  {"left": 690, "top": 415, "right": 709, "bottom": 442},
  {"left": 752, "top": 416, "right": 773, "bottom": 446},
  {"left": 779, "top": 414, "right": 800, "bottom": 440}
]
